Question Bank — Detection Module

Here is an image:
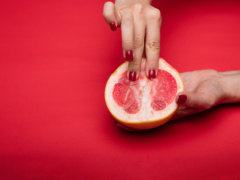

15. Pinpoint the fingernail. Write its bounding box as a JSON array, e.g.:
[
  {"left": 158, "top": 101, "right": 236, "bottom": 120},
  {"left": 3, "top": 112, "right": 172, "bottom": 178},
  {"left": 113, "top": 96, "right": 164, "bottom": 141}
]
[
  {"left": 148, "top": 69, "right": 156, "bottom": 79},
  {"left": 110, "top": 22, "right": 117, "bottom": 31},
  {"left": 117, "top": 24, "right": 121, "bottom": 28},
  {"left": 129, "top": 71, "right": 136, "bottom": 81},
  {"left": 125, "top": 50, "right": 133, "bottom": 61},
  {"left": 176, "top": 94, "right": 187, "bottom": 105}
]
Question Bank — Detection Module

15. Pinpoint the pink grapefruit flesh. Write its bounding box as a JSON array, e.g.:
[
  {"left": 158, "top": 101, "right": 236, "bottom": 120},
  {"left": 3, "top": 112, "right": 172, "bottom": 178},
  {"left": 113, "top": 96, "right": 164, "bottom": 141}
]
[
  {"left": 112, "top": 69, "right": 177, "bottom": 114},
  {"left": 105, "top": 58, "right": 183, "bottom": 130}
]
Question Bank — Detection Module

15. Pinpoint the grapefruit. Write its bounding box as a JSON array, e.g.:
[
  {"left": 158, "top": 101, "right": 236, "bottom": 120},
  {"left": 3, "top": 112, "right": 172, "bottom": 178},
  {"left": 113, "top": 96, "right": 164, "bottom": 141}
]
[{"left": 105, "top": 58, "right": 183, "bottom": 130}]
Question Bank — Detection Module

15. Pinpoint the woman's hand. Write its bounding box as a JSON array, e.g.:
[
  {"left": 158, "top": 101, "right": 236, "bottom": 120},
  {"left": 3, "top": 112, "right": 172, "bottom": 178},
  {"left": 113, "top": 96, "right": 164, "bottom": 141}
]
[
  {"left": 103, "top": 0, "right": 162, "bottom": 81},
  {"left": 173, "top": 69, "right": 240, "bottom": 120},
  {"left": 172, "top": 70, "right": 224, "bottom": 120}
]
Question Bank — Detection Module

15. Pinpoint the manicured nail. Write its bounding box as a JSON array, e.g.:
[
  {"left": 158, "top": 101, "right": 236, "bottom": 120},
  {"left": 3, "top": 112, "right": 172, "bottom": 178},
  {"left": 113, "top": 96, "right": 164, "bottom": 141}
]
[
  {"left": 129, "top": 71, "right": 136, "bottom": 81},
  {"left": 125, "top": 50, "right": 133, "bottom": 61},
  {"left": 176, "top": 94, "right": 187, "bottom": 105},
  {"left": 117, "top": 24, "right": 121, "bottom": 28},
  {"left": 148, "top": 69, "right": 156, "bottom": 79},
  {"left": 110, "top": 22, "right": 117, "bottom": 31}
]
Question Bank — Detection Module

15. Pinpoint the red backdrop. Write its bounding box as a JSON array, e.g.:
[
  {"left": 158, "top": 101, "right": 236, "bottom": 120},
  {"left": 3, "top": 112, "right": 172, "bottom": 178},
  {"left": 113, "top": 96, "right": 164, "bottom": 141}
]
[{"left": 0, "top": 0, "right": 240, "bottom": 179}]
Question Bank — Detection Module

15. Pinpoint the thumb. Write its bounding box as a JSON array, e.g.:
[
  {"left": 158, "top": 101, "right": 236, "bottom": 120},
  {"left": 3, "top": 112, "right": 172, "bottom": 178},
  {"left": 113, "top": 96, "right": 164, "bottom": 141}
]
[{"left": 176, "top": 92, "right": 211, "bottom": 109}]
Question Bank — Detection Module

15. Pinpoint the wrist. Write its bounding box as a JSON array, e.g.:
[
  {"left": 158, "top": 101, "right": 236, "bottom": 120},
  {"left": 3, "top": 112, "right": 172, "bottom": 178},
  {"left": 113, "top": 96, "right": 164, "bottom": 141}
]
[{"left": 218, "top": 71, "right": 240, "bottom": 104}]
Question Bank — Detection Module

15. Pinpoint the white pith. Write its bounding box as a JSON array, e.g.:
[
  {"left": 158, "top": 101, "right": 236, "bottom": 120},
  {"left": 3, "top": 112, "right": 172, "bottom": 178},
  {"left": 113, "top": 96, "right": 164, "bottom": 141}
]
[{"left": 105, "top": 58, "right": 184, "bottom": 123}]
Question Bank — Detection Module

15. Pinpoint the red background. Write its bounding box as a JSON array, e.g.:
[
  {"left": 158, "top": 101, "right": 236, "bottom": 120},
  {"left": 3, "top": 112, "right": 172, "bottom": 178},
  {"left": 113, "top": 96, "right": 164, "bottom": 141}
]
[{"left": 0, "top": 0, "right": 240, "bottom": 179}]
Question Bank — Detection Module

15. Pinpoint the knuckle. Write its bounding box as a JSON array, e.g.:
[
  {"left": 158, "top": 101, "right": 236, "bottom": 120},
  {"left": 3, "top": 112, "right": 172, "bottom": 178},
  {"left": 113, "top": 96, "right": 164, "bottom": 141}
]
[
  {"left": 134, "top": 35, "right": 144, "bottom": 49},
  {"left": 133, "top": 3, "right": 144, "bottom": 14},
  {"left": 146, "top": 40, "right": 160, "bottom": 51},
  {"left": 122, "top": 12, "right": 133, "bottom": 26},
  {"left": 148, "top": 8, "right": 161, "bottom": 21},
  {"left": 122, "top": 12, "right": 132, "bottom": 20}
]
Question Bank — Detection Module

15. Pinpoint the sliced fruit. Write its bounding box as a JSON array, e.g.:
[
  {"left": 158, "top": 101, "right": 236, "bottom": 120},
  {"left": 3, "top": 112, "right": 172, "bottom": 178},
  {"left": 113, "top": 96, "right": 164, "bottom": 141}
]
[{"left": 105, "top": 58, "right": 183, "bottom": 130}]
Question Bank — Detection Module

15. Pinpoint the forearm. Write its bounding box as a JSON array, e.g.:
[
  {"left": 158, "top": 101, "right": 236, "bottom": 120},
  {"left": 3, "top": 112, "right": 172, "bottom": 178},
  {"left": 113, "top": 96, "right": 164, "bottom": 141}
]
[{"left": 219, "top": 71, "right": 240, "bottom": 103}]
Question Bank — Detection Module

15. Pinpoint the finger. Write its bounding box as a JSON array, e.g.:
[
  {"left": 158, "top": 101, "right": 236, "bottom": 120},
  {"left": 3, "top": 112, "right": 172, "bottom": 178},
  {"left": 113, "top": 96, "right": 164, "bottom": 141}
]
[
  {"left": 145, "top": 8, "right": 161, "bottom": 79},
  {"left": 103, "top": 1, "right": 118, "bottom": 31},
  {"left": 127, "top": 12, "right": 145, "bottom": 80},
  {"left": 121, "top": 12, "right": 135, "bottom": 80},
  {"left": 114, "top": 6, "right": 122, "bottom": 27},
  {"left": 176, "top": 92, "right": 214, "bottom": 109}
]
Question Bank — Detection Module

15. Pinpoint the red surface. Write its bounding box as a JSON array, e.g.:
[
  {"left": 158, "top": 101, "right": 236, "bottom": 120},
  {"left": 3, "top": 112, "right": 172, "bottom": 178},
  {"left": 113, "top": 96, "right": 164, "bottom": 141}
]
[{"left": 0, "top": 0, "right": 240, "bottom": 179}]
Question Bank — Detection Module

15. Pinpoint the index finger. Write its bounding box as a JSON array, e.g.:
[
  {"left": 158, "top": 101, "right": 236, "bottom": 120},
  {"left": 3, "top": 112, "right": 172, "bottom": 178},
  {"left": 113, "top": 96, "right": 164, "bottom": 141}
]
[{"left": 145, "top": 8, "right": 161, "bottom": 79}]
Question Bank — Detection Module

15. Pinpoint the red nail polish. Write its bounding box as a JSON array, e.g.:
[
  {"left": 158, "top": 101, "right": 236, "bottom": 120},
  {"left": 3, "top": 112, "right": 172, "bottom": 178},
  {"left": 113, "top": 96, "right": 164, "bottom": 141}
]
[
  {"left": 177, "top": 94, "right": 187, "bottom": 105},
  {"left": 148, "top": 69, "right": 156, "bottom": 79},
  {"left": 129, "top": 71, "right": 136, "bottom": 81},
  {"left": 110, "top": 22, "right": 117, "bottom": 31},
  {"left": 125, "top": 50, "right": 133, "bottom": 61},
  {"left": 117, "top": 24, "right": 121, "bottom": 28}
]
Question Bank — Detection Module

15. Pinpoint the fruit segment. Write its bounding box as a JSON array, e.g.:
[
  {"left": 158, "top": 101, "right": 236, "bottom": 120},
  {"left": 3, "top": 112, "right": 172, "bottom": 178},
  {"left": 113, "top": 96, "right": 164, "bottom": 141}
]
[
  {"left": 151, "top": 100, "right": 166, "bottom": 111},
  {"left": 150, "top": 70, "right": 177, "bottom": 109},
  {"left": 112, "top": 69, "right": 177, "bottom": 114},
  {"left": 112, "top": 79, "right": 140, "bottom": 114}
]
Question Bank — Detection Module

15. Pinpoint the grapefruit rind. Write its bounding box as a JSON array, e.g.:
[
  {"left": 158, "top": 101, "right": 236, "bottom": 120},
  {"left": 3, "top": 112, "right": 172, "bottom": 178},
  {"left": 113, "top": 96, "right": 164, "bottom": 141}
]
[{"left": 105, "top": 58, "right": 183, "bottom": 130}]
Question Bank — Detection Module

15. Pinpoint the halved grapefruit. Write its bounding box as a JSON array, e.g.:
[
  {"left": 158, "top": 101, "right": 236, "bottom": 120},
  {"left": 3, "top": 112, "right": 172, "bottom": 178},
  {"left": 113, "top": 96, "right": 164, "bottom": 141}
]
[{"left": 105, "top": 58, "right": 183, "bottom": 130}]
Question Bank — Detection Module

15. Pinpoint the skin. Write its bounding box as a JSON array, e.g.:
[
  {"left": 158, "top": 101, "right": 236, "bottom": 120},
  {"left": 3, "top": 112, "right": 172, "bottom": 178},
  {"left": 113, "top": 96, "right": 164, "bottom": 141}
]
[
  {"left": 116, "top": 70, "right": 240, "bottom": 131},
  {"left": 103, "top": 0, "right": 161, "bottom": 79}
]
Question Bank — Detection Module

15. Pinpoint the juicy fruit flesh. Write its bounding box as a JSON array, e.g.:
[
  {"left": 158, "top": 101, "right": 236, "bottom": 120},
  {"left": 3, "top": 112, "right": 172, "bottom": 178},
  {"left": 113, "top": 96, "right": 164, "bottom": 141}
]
[{"left": 112, "top": 70, "right": 177, "bottom": 114}]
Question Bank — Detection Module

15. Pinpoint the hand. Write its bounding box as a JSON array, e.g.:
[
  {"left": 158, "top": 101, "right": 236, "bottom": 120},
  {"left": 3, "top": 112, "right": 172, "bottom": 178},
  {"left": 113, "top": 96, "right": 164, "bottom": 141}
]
[
  {"left": 103, "top": 0, "right": 162, "bottom": 81},
  {"left": 172, "top": 69, "right": 224, "bottom": 120}
]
